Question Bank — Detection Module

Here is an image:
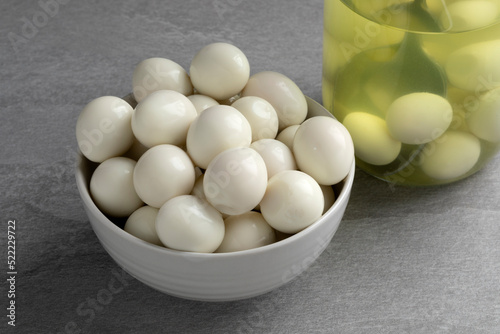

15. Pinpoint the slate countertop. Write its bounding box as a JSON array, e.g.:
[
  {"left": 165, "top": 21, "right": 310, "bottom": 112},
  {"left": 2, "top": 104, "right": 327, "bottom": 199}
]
[{"left": 1, "top": 0, "right": 499, "bottom": 333}]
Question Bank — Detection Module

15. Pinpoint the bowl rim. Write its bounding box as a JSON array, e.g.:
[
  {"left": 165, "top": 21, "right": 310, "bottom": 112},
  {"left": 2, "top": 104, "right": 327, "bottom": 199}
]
[{"left": 75, "top": 94, "right": 355, "bottom": 259}]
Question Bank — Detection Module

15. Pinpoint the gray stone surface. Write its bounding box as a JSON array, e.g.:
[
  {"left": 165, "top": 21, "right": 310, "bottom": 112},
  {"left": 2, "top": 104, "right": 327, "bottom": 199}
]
[{"left": 1, "top": 0, "right": 499, "bottom": 333}]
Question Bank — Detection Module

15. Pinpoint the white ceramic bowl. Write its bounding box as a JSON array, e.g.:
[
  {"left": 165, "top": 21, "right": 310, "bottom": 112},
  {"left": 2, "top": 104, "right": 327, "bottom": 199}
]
[{"left": 75, "top": 95, "right": 355, "bottom": 302}]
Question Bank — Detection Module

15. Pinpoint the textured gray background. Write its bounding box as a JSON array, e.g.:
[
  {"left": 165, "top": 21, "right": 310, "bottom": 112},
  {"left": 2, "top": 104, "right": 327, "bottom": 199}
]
[{"left": 1, "top": 0, "right": 500, "bottom": 333}]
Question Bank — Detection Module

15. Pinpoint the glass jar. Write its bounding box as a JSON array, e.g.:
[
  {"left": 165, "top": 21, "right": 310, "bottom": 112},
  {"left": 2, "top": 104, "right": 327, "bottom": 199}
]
[{"left": 323, "top": 0, "right": 500, "bottom": 185}]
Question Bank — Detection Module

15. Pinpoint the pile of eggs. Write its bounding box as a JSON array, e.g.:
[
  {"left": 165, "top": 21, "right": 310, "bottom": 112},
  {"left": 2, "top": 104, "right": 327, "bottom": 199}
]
[{"left": 76, "top": 42, "right": 354, "bottom": 253}]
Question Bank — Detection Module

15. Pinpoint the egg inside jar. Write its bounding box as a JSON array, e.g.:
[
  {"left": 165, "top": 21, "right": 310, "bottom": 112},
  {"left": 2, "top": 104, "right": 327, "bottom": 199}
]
[
  {"left": 323, "top": 0, "right": 500, "bottom": 186},
  {"left": 75, "top": 42, "right": 354, "bottom": 253}
]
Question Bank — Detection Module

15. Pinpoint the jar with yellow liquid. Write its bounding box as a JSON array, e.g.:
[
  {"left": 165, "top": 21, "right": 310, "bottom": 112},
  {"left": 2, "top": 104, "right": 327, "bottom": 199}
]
[{"left": 323, "top": 0, "right": 500, "bottom": 185}]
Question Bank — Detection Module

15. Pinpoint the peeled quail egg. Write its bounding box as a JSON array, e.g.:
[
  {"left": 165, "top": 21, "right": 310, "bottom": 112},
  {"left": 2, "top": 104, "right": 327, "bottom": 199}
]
[
  {"left": 260, "top": 170, "right": 324, "bottom": 234},
  {"left": 385, "top": 92, "right": 453, "bottom": 145},
  {"left": 190, "top": 174, "right": 206, "bottom": 200},
  {"left": 90, "top": 157, "right": 143, "bottom": 217},
  {"left": 293, "top": 116, "right": 354, "bottom": 185},
  {"left": 250, "top": 139, "right": 297, "bottom": 179},
  {"left": 124, "top": 206, "right": 163, "bottom": 246},
  {"left": 187, "top": 94, "right": 219, "bottom": 114},
  {"left": 467, "top": 88, "right": 500, "bottom": 142},
  {"left": 215, "top": 211, "right": 276, "bottom": 253},
  {"left": 439, "top": 0, "right": 499, "bottom": 32},
  {"left": 320, "top": 185, "right": 336, "bottom": 215},
  {"left": 156, "top": 195, "right": 224, "bottom": 253},
  {"left": 241, "top": 71, "right": 308, "bottom": 130},
  {"left": 132, "top": 90, "right": 197, "bottom": 148},
  {"left": 76, "top": 96, "right": 134, "bottom": 163},
  {"left": 189, "top": 42, "right": 250, "bottom": 101},
  {"left": 446, "top": 40, "right": 500, "bottom": 92},
  {"left": 276, "top": 125, "right": 300, "bottom": 151},
  {"left": 343, "top": 111, "right": 401, "bottom": 165},
  {"left": 231, "top": 96, "right": 279, "bottom": 141},
  {"left": 203, "top": 147, "right": 268, "bottom": 216},
  {"left": 132, "top": 57, "right": 193, "bottom": 102},
  {"left": 133, "top": 144, "right": 196, "bottom": 208},
  {"left": 186, "top": 105, "right": 252, "bottom": 169},
  {"left": 420, "top": 130, "right": 481, "bottom": 180}
]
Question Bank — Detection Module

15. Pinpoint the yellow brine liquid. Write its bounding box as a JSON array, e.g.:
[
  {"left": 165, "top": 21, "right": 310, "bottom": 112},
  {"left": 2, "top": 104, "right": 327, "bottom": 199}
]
[{"left": 323, "top": 0, "right": 500, "bottom": 185}]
